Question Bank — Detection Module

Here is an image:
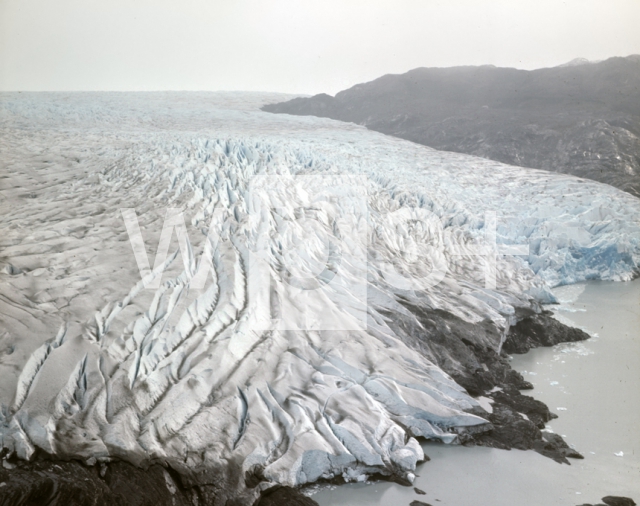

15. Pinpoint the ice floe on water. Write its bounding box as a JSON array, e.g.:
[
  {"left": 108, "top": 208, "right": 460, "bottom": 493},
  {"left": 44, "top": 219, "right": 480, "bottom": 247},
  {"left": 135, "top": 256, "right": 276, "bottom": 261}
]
[
  {"left": 555, "top": 342, "right": 595, "bottom": 356},
  {"left": 1, "top": 92, "right": 640, "bottom": 503}
]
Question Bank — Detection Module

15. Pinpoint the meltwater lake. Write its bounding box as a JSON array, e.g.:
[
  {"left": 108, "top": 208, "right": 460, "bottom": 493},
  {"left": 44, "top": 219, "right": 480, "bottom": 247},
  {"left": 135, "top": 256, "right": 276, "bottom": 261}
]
[{"left": 310, "top": 279, "right": 640, "bottom": 506}]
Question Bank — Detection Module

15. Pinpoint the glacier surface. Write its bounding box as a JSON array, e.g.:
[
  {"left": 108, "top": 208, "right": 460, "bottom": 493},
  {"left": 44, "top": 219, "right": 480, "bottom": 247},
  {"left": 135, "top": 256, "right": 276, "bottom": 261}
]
[{"left": 0, "top": 92, "right": 639, "bottom": 503}]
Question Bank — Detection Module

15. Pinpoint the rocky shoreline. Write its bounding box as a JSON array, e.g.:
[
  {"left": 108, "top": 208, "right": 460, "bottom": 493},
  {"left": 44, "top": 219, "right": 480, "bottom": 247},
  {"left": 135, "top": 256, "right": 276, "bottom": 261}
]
[
  {"left": 383, "top": 305, "right": 589, "bottom": 463},
  {"left": 578, "top": 498, "right": 637, "bottom": 506},
  {"left": 0, "top": 309, "right": 608, "bottom": 506},
  {"left": 0, "top": 454, "right": 318, "bottom": 506}
]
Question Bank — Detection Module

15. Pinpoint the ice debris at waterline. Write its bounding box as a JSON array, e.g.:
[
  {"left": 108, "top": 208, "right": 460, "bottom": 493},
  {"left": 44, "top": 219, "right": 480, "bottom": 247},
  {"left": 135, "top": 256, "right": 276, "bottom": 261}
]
[{"left": 1, "top": 93, "right": 639, "bottom": 504}]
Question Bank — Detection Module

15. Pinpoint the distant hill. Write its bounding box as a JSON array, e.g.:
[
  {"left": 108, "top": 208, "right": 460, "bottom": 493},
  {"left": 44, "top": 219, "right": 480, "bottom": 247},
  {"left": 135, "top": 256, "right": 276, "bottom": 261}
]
[{"left": 263, "top": 55, "right": 640, "bottom": 197}]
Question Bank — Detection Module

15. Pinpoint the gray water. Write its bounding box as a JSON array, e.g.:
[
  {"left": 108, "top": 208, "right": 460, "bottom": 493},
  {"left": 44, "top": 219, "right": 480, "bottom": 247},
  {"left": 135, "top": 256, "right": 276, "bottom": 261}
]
[{"left": 310, "top": 280, "right": 640, "bottom": 506}]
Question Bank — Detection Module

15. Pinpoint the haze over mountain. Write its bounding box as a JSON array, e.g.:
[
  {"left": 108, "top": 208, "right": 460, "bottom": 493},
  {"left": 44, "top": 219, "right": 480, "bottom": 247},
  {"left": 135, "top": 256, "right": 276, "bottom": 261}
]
[{"left": 263, "top": 55, "right": 640, "bottom": 197}]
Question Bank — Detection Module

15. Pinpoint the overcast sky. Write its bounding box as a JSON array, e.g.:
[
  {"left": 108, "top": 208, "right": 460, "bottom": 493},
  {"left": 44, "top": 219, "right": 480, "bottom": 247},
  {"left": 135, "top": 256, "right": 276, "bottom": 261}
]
[{"left": 1, "top": 0, "right": 640, "bottom": 95}]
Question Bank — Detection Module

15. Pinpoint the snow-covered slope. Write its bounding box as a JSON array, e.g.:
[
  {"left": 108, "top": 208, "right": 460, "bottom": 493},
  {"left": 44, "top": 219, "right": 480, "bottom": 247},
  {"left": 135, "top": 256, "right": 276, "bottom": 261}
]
[{"left": 1, "top": 93, "right": 639, "bottom": 504}]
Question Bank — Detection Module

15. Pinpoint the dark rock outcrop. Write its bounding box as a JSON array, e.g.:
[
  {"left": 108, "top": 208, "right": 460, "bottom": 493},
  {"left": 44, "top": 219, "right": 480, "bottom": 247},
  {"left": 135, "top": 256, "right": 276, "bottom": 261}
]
[
  {"left": 382, "top": 301, "right": 586, "bottom": 463},
  {"left": 503, "top": 310, "right": 590, "bottom": 354},
  {"left": 601, "top": 497, "right": 637, "bottom": 506},
  {"left": 254, "top": 486, "right": 319, "bottom": 506},
  {"left": 263, "top": 56, "right": 640, "bottom": 197},
  {"left": 0, "top": 453, "right": 318, "bottom": 506},
  {"left": 578, "top": 496, "right": 637, "bottom": 506},
  {"left": 0, "top": 457, "right": 191, "bottom": 506}
]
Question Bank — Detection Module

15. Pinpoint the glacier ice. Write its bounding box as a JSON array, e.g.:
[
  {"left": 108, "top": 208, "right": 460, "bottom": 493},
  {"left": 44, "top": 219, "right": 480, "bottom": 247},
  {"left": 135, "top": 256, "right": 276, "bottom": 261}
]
[{"left": 0, "top": 92, "right": 639, "bottom": 503}]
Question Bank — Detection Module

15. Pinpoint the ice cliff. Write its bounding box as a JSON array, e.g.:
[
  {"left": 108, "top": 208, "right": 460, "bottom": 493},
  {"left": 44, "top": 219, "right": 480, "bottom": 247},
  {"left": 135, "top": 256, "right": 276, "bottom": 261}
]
[{"left": 1, "top": 92, "right": 639, "bottom": 504}]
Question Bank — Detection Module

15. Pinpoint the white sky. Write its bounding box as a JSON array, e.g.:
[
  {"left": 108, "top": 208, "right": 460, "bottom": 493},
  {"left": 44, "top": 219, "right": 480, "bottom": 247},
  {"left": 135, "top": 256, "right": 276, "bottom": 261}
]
[{"left": 1, "top": 0, "right": 639, "bottom": 95}]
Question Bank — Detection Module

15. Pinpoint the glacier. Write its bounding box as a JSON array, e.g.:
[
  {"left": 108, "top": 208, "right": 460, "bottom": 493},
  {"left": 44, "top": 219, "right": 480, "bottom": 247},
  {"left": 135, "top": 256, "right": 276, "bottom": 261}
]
[{"left": 0, "top": 92, "right": 639, "bottom": 504}]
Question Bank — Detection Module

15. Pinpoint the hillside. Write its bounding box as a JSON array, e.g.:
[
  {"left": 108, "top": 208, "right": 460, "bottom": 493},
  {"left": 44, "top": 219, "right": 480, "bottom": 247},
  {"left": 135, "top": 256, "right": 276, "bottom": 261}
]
[{"left": 263, "top": 56, "right": 640, "bottom": 197}]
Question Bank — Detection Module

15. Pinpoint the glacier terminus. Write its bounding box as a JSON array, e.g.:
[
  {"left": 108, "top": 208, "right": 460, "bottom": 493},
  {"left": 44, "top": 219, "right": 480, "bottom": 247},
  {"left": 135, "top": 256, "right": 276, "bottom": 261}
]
[{"left": 0, "top": 92, "right": 639, "bottom": 505}]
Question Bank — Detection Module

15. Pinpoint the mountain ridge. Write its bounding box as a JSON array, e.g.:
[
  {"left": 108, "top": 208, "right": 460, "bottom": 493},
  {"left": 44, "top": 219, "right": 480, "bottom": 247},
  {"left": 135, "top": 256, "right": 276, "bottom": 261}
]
[{"left": 263, "top": 55, "right": 640, "bottom": 197}]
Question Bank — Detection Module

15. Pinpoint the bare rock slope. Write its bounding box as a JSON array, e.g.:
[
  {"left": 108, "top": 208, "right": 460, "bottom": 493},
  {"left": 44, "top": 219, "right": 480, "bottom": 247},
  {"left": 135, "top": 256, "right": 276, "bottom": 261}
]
[{"left": 263, "top": 56, "right": 640, "bottom": 197}]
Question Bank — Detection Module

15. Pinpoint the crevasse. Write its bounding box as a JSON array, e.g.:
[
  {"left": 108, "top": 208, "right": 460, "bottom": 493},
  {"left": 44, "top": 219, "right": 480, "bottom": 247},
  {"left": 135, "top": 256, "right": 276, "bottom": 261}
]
[{"left": 0, "top": 92, "right": 639, "bottom": 504}]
